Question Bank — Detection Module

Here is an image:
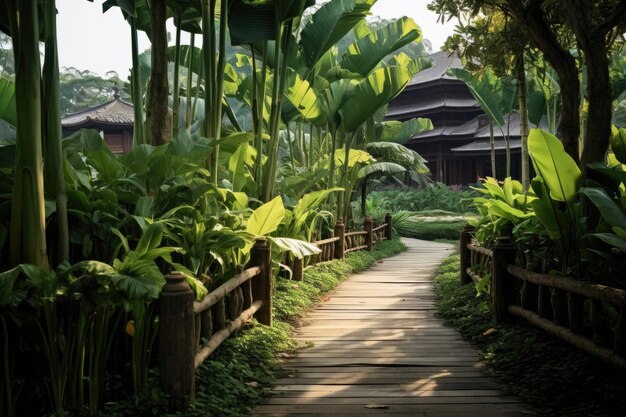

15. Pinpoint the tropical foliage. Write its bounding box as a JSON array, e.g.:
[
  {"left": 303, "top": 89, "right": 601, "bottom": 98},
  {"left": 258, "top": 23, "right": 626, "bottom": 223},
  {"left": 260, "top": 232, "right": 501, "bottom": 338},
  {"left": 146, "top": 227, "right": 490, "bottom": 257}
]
[{"left": 0, "top": 0, "right": 433, "bottom": 415}]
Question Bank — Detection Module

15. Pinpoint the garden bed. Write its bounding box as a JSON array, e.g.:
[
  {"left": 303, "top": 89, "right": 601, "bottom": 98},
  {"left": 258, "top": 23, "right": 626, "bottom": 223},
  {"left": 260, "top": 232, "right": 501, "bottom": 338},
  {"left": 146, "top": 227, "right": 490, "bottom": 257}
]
[{"left": 434, "top": 253, "right": 626, "bottom": 417}]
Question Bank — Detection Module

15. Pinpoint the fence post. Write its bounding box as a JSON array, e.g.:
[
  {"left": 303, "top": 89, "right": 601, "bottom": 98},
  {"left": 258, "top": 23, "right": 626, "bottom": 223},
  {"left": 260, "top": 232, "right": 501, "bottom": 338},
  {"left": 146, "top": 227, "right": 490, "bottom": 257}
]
[
  {"left": 365, "top": 216, "right": 373, "bottom": 252},
  {"left": 292, "top": 256, "right": 304, "bottom": 281},
  {"left": 491, "top": 237, "right": 516, "bottom": 323},
  {"left": 250, "top": 239, "right": 272, "bottom": 326},
  {"left": 459, "top": 225, "right": 475, "bottom": 285},
  {"left": 160, "top": 271, "right": 195, "bottom": 408},
  {"left": 334, "top": 218, "right": 345, "bottom": 260},
  {"left": 385, "top": 213, "right": 393, "bottom": 240}
]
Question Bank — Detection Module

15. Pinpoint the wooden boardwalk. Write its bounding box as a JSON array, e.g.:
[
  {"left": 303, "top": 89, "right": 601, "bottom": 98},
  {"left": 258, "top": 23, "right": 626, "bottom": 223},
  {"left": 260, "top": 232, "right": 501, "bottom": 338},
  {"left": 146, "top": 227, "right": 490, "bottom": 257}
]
[{"left": 251, "top": 238, "right": 534, "bottom": 417}]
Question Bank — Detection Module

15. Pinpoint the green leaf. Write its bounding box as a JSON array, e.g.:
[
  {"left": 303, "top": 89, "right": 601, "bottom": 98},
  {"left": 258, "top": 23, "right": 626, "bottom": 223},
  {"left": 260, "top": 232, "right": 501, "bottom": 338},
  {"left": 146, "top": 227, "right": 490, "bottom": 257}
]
[
  {"left": 528, "top": 129, "right": 581, "bottom": 203},
  {"left": 269, "top": 237, "right": 321, "bottom": 259},
  {"left": 299, "top": 0, "right": 376, "bottom": 68},
  {"left": 111, "top": 260, "right": 165, "bottom": 302},
  {"left": 135, "top": 223, "right": 164, "bottom": 257},
  {"left": 229, "top": 143, "right": 251, "bottom": 193},
  {"left": 447, "top": 68, "right": 507, "bottom": 128},
  {"left": 381, "top": 118, "right": 433, "bottom": 144},
  {"left": 341, "top": 66, "right": 413, "bottom": 132},
  {"left": 283, "top": 69, "right": 328, "bottom": 125},
  {"left": 580, "top": 187, "right": 626, "bottom": 231},
  {"left": 591, "top": 233, "right": 626, "bottom": 252},
  {"left": 0, "top": 76, "right": 16, "bottom": 127},
  {"left": 611, "top": 126, "right": 626, "bottom": 165},
  {"left": 228, "top": 0, "right": 277, "bottom": 45},
  {"left": 340, "top": 17, "right": 421, "bottom": 77},
  {"left": 246, "top": 196, "right": 285, "bottom": 236}
]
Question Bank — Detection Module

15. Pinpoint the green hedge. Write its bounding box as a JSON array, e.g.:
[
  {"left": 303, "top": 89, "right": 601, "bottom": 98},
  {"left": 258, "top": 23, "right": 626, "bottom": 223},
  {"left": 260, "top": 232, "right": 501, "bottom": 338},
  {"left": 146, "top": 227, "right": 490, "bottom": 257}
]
[{"left": 396, "top": 220, "right": 465, "bottom": 241}]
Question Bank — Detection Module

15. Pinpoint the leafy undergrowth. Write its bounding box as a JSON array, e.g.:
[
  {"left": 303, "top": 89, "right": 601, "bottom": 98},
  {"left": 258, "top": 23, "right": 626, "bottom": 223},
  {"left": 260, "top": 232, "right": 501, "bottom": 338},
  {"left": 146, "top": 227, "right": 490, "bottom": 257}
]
[
  {"left": 103, "top": 239, "right": 406, "bottom": 417},
  {"left": 434, "top": 254, "right": 626, "bottom": 417}
]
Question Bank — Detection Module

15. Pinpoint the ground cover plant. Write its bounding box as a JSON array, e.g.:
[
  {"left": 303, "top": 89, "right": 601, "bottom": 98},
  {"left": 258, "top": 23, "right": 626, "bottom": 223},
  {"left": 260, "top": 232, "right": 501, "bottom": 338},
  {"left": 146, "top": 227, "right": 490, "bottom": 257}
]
[
  {"left": 100, "top": 238, "right": 407, "bottom": 417},
  {"left": 434, "top": 253, "right": 626, "bottom": 417}
]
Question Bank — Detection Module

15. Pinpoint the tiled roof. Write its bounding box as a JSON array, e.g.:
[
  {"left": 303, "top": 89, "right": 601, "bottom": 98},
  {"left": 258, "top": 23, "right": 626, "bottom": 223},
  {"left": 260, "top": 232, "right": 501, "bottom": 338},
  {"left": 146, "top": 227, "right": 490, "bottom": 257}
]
[
  {"left": 62, "top": 98, "right": 134, "bottom": 127},
  {"left": 408, "top": 50, "right": 463, "bottom": 86},
  {"left": 451, "top": 138, "right": 522, "bottom": 153},
  {"left": 387, "top": 96, "right": 480, "bottom": 118}
]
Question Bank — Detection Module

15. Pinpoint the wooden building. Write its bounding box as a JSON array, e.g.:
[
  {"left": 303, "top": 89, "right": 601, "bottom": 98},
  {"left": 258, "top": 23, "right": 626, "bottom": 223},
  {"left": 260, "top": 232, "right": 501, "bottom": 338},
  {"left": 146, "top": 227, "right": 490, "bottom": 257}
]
[
  {"left": 61, "top": 94, "right": 134, "bottom": 154},
  {"left": 386, "top": 51, "right": 530, "bottom": 185}
]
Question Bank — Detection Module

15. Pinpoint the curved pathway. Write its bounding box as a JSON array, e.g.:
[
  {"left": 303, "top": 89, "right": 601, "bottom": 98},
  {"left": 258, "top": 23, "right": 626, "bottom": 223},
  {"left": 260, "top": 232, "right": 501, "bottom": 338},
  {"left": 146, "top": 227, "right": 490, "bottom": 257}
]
[{"left": 251, "top": 238, "right": 534, "bottom": 417}]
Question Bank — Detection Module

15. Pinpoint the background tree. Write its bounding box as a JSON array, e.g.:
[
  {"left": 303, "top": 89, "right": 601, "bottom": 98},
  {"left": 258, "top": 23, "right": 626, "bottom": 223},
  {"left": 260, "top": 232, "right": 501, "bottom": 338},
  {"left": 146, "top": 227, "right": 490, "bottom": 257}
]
[{"left": 59, "top": 68, "right": 129, "bottom": 115}]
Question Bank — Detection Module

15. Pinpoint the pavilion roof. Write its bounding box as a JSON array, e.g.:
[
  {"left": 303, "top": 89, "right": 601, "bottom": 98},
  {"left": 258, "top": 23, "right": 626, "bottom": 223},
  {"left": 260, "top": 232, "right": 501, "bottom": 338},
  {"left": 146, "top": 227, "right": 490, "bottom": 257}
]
[
  {"left": 408, "top": 51, "right": 463, "bottom": 86},
  {"left": 62, "top": 97, "right": 134, "bottom": 128}
]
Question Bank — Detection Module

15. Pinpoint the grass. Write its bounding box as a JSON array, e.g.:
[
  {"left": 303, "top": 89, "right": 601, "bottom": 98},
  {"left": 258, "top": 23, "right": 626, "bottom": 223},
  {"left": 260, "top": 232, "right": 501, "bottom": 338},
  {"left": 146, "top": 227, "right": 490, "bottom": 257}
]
[
  {"left": 434, "top": 253, "right": 626, "bottom": 417},
  {"left": 102, "top": 238, "right": 407, "bottom": 417}
]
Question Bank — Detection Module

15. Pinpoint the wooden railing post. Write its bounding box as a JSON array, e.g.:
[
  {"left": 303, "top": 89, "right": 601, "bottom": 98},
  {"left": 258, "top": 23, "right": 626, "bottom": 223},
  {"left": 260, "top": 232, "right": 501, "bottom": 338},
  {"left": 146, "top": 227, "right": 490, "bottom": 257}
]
[
  {"left": 334, "top": 219, "right": 345, "bottom": 260},
  {"left": 459, "top": 225, "right": 475, "bottom": 285},
  {"left": 160, "top": 271, "right": 195, "bottom": 408},
  {"left": 491, "top": 237, "right": 516, "bottom": 323},
  {"left": 293, "top": 256, "right": 304, "bottom": 281},
  {"left": 385, "top": 213, "right": 393, "bottom": 240},
  {"left": 364, "top": 216, "right": 373, "bottom": 252},
  {"left": 250, "top": 239, "right": 272, "bottom": 326}
]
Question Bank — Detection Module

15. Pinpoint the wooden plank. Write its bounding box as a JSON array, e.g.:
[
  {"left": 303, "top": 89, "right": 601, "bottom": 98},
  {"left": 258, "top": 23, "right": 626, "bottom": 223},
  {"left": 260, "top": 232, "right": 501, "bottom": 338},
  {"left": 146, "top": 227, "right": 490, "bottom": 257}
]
[{"left": 251, "top": 238, "right": 533, "bottom": 416}]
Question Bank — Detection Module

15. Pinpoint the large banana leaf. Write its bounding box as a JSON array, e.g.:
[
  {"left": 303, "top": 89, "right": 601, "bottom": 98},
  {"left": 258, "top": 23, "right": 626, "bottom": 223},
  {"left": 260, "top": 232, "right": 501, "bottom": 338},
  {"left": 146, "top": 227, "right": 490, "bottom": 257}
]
[
  {"left": 385, "top": 52, "right": 431, "bottom": 77},
  {"left": 334, "top": 148, "right": 373, "bottom": 167},
  {"left": 381, "top": 118, "right": 433, "bottom": 144},
  {"left": 269, "top": 237, "right": 321, "bottom": 259},
  {"left": 228, "top": 0, "right": 276, "bottom": 45},
  {"left": 528, "top": 129, "right": 581, "bottom": 203},
  {"left": 299, "top": 0, "right": 376, "bottom": 68},
  {"left": 530, "top": 177, "right": 568, "bottom": 240},
  {"left": 246, "top": 196, "right": 285, "bottom": 236},
  {"left": 448, "top": 68, "right": 506, "bottom": 128},
  {"left": 283, "top": 69, "right": 328, "bottom": 125},
  {"left": 341, "top": 66, "right": 412, "bottom": 132},
  {"left": 366, "top": 141, "right": 428, "bottom": 172},
  {"left": 580, "top": 187, "right": 626, "bottom": 232},
  {"left": 318, "top": 79, "right": 352, "bottom": 123},
  {"left": 358, "top": 161, "right": 406, "bottom": 179},
  {"left": 0, "top": 76, "right": 16, "bottom": 127},
  {"left": 340, "top": 17, "right": 421, "bottom": 77}
]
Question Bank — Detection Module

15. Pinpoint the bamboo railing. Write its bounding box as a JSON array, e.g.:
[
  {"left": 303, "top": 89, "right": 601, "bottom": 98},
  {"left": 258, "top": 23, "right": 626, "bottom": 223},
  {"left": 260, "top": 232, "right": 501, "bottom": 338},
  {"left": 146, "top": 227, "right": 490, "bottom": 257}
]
[{"left": 460, "top": 225, "right": 626, "bottom": 371}]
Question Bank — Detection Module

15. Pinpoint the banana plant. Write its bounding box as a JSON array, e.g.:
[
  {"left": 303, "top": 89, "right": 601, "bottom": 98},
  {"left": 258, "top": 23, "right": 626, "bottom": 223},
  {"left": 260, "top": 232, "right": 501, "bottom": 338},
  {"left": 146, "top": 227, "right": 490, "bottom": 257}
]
[
  {"left": 528, "top": 128, "right": 583, "bottom": 275},
  {"left": 448, "top": 67, "right": 518, "bottom": 178},
  {"left": 5, "top": 0, "right": 48, "bottom": 267}
]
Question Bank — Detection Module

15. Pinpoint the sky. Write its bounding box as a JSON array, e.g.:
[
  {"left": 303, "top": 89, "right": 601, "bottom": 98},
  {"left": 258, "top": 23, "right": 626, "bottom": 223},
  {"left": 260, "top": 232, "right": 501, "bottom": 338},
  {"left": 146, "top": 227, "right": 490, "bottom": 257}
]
[{"left": 56, "top": 0, "right": 457, "bottom": 78}]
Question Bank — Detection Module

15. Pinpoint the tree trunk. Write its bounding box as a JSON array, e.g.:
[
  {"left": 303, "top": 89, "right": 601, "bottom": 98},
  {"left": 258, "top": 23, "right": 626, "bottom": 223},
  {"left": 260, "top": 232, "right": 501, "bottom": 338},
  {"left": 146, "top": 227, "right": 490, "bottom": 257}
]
[
  {"left": 130, "top": 16, "right": 145, "bottom": 146},
  {"left": 8, "top": 0, "right": 48, "bottom": 267},
  {"left": 516, "top": 50, "right": 530, "bottom": 191},
  {"left": 42, "top": 0, "right": 69, "bottom": 265},
  {"left": 489, "top": 120, "right": 496, "bottom": 178},
  {"left": 147, "top": 0, "right": 171, "bottom": 146},
  {"left": 507, "top": 1, "right": 581, "bottom": 163}
]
